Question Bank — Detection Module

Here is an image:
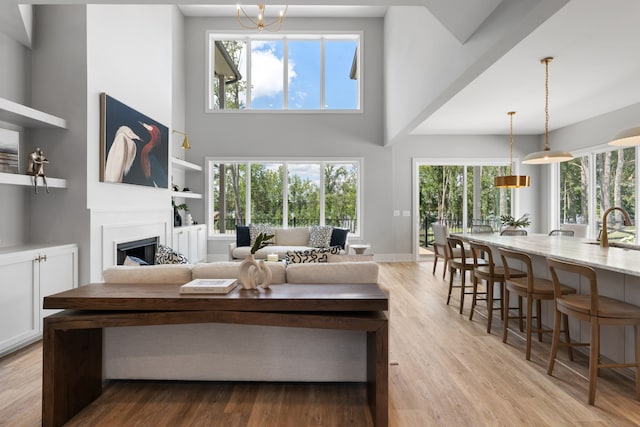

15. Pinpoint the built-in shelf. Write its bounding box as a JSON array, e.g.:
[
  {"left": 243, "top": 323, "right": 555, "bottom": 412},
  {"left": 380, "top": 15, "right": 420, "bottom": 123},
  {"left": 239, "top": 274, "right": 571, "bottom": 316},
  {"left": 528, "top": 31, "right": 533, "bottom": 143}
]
[
  {"left": 171, "top": 191, "right": 202, "bottom": 199},
  {"left": 171, "top": 157, "right": 202, "bottom": 172},
  {"left": 0, "top": 97, "right": 67, "bottom": 129},
  {"left": 0, "top": 172, "right": 67, "bottom": 189}
]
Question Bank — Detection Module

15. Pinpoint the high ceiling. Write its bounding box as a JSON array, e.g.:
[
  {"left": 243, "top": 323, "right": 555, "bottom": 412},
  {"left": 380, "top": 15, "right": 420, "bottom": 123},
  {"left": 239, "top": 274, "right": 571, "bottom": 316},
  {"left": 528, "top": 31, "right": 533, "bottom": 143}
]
[{"left": 1, "top": 0, "right": 638, "bottom": 137}]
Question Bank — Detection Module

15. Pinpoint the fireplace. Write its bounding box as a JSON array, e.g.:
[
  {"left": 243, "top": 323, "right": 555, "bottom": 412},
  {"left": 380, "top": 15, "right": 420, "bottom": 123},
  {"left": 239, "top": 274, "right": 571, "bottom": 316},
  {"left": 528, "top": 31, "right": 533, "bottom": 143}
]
[{"left": 116, "top": 237, "right": 159, "bottom": 265}]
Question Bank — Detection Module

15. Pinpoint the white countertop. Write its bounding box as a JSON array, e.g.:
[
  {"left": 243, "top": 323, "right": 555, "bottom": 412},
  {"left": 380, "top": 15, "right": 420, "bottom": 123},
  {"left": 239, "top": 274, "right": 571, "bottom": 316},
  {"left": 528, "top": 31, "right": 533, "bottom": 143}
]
[{"left": 456, "top": 233, "right": 640, "bottom": 277}]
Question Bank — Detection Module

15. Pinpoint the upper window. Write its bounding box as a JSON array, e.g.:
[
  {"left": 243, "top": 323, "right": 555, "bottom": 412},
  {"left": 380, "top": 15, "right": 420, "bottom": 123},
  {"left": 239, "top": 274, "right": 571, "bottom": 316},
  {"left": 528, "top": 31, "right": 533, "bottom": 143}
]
[{"left": 207, "top": 33, "right": 361, "bottom": 111}]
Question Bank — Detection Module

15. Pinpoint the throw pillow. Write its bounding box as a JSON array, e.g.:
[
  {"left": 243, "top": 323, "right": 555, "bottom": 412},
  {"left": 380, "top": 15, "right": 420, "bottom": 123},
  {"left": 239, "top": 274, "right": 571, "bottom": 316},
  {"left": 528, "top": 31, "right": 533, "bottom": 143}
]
[
  {"left": 155, "top": 244, "right": 189, "bottom": 264},
  {"left": 286, "top": 246, "right": 341, "bottom": 264},
  {"left": 329, "top": 228, "right": 349, "bottom": 250},
  {"left": 249, "top": 223, "right": 274, "bottom": 246},
  {"left": 308, "top": 225, "right": 333, "bottom": 248},
  {"left": 236, "top": 225, "right": 251, "bottom": 247}
]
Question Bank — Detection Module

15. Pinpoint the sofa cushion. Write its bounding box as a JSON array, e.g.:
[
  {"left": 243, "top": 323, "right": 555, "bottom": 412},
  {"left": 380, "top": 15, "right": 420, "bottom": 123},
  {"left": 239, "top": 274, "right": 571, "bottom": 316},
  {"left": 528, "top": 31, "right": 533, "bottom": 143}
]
[
  {"left": 236, "top": 225, "right": 250, "bottom": 247},
  {"left": 286, "top": 262, "right": 379, "bottom": 284},
  {"left": 249, "top": 223, "right": 274, "bottom": 246},
  {"left": 327, "top": 254, "right": 373, "bottom": 263},
  {"left": 155, "top": 244, "right": 189, "bottom": 264},
  {"left": 308, "top": 225, "right": 333, "bottom": 247},
  {"left": 103, "top": 264, "right": 193, "bottom": 284},
  {"left": 192, "top": 262, "right": 287, "bottom": 284},
  {"left": 330, "top": 228, "right": 349, "bottom": 250},
  {"left": 275, "top": 227, "right": 310, "bottom": 246},
  {"left": 286, "top": 246, "right": 341, "bottom": 264}
]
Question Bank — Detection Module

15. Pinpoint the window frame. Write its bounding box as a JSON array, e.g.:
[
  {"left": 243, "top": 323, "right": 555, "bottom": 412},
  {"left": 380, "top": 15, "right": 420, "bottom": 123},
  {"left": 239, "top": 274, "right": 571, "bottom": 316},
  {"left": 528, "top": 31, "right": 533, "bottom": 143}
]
[
  {"left": 206, "top": 31, "right": 362, "bottom": 113},
  {"left": 206, "top": 156, "right": 363, "bottom": 240}
]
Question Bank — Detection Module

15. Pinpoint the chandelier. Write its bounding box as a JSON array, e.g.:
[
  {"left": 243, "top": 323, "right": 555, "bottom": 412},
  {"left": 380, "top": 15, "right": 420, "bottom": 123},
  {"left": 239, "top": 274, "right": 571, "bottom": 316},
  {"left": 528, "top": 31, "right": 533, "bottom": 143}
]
[
  {"left": 522, "top": 57, "right": 573, "bottom": 164},
  {"left": 237, "top": 4, "right": 288, "bottom": 32},
  {"left": 495, "top": 112, "right": 530, "bottom": 188}
]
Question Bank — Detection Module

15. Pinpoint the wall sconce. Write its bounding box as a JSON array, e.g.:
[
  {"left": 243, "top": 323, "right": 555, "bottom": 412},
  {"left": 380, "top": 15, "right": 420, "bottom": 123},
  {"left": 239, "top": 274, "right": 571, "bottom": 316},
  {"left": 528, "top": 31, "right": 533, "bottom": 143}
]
[{"left": 172, "top": 130, "right": 190, "bottom": 150}]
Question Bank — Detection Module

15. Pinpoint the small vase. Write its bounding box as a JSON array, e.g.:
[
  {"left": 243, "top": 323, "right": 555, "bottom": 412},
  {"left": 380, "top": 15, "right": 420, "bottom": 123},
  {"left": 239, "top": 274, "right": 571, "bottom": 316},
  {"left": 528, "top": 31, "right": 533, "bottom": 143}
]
[{"left": 238, "top": 254, "right": 271, "bottom": 290}]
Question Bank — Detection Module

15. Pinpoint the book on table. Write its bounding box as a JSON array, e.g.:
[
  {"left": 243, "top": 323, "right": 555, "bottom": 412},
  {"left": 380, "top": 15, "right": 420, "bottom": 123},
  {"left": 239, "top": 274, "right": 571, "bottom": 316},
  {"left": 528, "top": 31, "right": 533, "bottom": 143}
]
[{"left": 180, "top": 278, "right": 239, "bottom": 294}]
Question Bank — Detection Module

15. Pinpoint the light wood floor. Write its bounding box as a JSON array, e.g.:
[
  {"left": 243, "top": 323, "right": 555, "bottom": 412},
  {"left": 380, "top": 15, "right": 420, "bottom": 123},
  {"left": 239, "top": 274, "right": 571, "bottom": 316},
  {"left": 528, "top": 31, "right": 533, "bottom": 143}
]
[{"left": 2, "top": 261, "right": 640, "bottom": 426}]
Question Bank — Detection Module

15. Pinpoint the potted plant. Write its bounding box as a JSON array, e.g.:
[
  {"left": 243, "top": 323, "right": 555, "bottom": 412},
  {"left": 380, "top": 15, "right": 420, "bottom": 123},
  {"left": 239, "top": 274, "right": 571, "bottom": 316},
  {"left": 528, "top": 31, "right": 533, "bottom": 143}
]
[
  {"left": 500, "top": 213, "right": 531, "bottom": 230},
  {"left": 239, "top": 232, "right": 275, "bottom": 290}
]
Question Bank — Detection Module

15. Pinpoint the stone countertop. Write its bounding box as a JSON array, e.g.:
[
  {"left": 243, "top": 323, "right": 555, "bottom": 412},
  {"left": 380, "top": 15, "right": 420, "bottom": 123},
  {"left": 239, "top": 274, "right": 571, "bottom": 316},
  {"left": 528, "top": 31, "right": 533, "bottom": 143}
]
[{"left": 455, "top": 233, "right": 640, "bottom": 277}]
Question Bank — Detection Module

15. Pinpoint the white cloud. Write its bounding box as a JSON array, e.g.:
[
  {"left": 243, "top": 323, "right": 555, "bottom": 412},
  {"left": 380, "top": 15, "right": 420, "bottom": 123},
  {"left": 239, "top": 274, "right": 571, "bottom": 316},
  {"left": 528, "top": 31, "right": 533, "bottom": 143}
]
[{"left": 250, "top": 43, "right": 297, "bottom": 101}]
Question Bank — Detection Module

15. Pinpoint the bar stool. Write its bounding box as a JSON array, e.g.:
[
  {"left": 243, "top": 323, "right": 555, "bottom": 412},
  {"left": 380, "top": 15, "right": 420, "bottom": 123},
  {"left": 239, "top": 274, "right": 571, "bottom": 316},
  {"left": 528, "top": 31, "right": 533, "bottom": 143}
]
[
  {"left": 469, "top": 242, "right": 525, "bottom": 333},
  {"left": 499, "top": 247, "right": 577, "bottom": 360},
  {"left": 431, "top": 223, "right": 450, "bottom": 279},
  {"left": 547, "top": 257, "right": 640, "bottom": 404},
  {"left": 446, "top": 237, "right": 482, "bottom": 314}
]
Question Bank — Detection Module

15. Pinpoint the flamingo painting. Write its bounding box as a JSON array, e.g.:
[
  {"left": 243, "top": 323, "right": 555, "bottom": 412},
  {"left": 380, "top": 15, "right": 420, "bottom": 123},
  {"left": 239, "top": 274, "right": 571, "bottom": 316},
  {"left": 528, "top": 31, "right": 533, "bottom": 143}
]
[{"left": 100, "top": 93, "right": 169, "bottom": 188}]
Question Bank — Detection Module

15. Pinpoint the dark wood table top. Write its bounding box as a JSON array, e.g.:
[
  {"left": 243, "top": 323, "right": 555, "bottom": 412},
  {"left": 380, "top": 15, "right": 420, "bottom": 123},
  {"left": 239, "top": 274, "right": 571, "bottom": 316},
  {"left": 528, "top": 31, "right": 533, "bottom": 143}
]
[{"left": 43, "top": 282, "right": 389, "bottom": 312}]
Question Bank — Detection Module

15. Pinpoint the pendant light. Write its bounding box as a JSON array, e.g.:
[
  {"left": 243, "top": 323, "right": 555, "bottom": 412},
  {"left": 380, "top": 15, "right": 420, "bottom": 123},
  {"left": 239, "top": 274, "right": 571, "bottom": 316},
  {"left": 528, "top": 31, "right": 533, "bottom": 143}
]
[
  {"left": 609, "top": 127, "right": 640, "bottom": 147},
  {"left": 522, "top": 57, "right": 573, "bottom": 164},
  {"left": 495, "top": 112, "right": 530, "bottom": 188}
]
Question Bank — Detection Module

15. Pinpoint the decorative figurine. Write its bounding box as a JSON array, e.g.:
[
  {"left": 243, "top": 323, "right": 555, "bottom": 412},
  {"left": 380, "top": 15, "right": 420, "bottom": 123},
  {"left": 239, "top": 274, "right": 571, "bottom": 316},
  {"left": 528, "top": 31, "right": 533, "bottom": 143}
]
[{"left": 26, "top": 147, "right": 49, "bottom": 194}]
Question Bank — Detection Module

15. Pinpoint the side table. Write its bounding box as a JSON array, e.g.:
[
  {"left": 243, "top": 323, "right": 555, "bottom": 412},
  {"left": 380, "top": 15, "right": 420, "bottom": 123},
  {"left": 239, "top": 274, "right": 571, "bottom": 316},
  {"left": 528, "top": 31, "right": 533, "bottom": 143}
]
[{"left": 350, "top": 244, "right": 371, "bottom": 255}]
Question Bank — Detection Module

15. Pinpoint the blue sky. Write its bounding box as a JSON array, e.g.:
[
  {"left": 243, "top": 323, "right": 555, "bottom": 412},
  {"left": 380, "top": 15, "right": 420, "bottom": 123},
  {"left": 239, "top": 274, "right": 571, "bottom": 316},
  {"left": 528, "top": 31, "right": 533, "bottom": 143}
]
[{"left": 236, "top": 39, "right": 358, "bottom": 110}]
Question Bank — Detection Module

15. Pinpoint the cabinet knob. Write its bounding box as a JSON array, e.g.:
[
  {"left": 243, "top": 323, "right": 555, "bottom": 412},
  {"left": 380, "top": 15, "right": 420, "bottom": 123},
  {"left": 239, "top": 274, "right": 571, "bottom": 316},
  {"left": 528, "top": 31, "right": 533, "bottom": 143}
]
[{"left": 35, "top": 254, "right": 47, "bottom": 262}]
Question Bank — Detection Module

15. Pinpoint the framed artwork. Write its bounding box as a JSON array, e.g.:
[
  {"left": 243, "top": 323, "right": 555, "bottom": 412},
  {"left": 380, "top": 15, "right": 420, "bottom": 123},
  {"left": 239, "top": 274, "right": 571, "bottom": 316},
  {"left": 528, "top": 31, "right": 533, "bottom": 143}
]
[
  {"left": 100, "top": 93, "right": 168, "bottom": 188},
  {"left": 0, "top": 128, "right": 19, "bottom": 174}
]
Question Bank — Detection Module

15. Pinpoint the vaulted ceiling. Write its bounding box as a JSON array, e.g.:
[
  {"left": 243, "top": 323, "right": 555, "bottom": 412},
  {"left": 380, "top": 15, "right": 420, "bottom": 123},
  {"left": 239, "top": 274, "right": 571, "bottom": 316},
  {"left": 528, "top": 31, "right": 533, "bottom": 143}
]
[{"left": 2, "top": 0, "right": 638, "bottom": 137}]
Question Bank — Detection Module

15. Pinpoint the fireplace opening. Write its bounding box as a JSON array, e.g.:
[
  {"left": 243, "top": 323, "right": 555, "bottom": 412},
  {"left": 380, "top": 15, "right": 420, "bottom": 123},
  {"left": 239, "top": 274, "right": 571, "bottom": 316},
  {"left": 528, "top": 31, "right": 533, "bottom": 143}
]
[{"left": 116, "top": 237, "right": 159, "bottom": 265}]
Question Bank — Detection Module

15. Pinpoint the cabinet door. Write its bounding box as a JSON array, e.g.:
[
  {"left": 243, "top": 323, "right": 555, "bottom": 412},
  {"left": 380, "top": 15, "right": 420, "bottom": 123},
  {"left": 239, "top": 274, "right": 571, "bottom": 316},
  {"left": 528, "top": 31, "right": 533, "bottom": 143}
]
[
  {"left": 0, "top": 254, "right": 38, "bottom": 356},
  {"left": 196, "top": 225, "right": 207, "bottom": 263},
  {"left": 39, "top": 247, "right": 78, "bottom": 325},
  {"left": 173, "top": 229, "right": 189, "bottom": 259}
]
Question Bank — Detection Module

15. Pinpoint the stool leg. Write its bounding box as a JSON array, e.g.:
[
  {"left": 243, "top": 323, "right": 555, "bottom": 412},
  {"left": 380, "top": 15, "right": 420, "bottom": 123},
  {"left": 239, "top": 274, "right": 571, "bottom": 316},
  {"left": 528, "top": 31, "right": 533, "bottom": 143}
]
[
  {"left": 469, "top": 276, "right": 479, "bottom": 321},
  {"left": 563, "top": 313, "right": 573, "bottom": 361},
  {"left": 443, "top": 256, "right": 448, "bottom": 280},
  {"left": 446, "top": 266, "right": 454, "bottom": 305},
  {"left": 486, "top": 280, "right": 494, "bottom": 333},
  {"left": 499, "top": 282, "right": 504, "bottom": 320},
  {"left": 547, "top": 307, "right": 562, "bottom": 375},
  {"left": 537, "top": 299, "right": 543, "bottom": 342},
  {"left": 526, "top": 297, "right": 533, "bottom": 360},
  {"left": 503, "top": 288, "right": 510, "bottom": 344},
  {"left": 518, "top": 296, "right": 524, "bottom": 332},
  {"left": 588, "top": 319, "right": 600, "bottom": 405},
  {"left": 459, "top": 269, "right": 466, "bottom": 314},
  {"left": 634, "top": 324, "right": 640, "bottom": 401}
]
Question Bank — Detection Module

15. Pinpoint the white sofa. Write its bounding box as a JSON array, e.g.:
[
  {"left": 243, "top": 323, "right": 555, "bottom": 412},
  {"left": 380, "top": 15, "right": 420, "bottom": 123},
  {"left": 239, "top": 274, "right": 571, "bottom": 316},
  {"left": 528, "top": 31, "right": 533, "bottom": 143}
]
[
  {"left": 101, "top": 260, "right": 379, "bottom": 382},
  {"left": 228, "top": 226, "right": 349, "bottom": 260}
]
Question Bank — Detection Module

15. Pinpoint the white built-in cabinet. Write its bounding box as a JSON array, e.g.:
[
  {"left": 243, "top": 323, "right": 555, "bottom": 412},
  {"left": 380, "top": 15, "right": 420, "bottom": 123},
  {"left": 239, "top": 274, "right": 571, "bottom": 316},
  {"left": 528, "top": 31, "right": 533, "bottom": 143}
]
[
  {"left": 172, "top": 224, "right": 207, "bottom": 264},
  {"left": 0, "top": 244, "right": 78, "bottom": 356},
  {"left": 171, "top": 157, "right": 206, "bottom": 263}
]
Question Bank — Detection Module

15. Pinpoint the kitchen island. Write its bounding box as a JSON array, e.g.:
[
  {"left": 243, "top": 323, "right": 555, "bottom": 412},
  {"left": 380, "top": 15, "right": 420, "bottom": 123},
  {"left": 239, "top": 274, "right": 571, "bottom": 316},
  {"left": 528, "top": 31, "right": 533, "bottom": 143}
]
[{"left": 456, "top": 233, "right": 640, "bottom": 369}]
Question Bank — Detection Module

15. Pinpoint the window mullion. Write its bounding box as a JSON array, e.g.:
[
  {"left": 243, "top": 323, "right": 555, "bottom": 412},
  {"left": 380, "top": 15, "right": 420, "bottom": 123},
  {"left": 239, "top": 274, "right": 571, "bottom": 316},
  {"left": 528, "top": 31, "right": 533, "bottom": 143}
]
[
  {"left": 246, "top": 162, "right": 252, "bottom": 224},
  {"left": 246, "top": 39, "right": 252, "bottom": 110},
  {"left": 283, "top": 39, "right": 288, "bottom": 110},
  {"left": 320, "top": 38, "right": 325, "bottom": 110},
  {"left": 320, "top": 162, "right": 325, "bottom": 226},
  {"left": 283, "top": 162, "right": 289, "bottom": 228}
]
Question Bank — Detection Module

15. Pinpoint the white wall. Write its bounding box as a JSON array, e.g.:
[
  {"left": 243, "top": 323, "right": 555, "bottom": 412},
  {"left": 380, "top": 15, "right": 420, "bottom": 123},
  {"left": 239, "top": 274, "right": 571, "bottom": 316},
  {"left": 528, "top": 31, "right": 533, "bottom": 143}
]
[
  {"left": 0, "top": 32, "right": 31, "bottom": 246},
  {"left": 182, "top": 17, "right": 394, "bottom": 259},
  {"left": 86, "top": 4, "right": 177, "bottom": 280}
]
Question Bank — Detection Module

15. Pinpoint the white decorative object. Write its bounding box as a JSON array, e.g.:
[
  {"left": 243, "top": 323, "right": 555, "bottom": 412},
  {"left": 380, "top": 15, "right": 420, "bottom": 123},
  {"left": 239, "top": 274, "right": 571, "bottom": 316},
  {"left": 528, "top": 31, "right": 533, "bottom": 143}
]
[
  {"left": 238, "top": 254, "right": 272, "bottom": 290},
  {"left": 185, "top": 213, "right": 193, "bottom": 226},
  {"left": 267, "top": 253, "right": 278, "bottom": 262}
]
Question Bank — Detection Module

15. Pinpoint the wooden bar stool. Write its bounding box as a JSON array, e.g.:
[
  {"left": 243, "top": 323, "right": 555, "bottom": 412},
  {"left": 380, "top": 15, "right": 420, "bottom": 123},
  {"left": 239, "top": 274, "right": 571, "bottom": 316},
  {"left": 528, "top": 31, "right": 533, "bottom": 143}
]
[
  {"left": 446, "top": 237, "right": 481, "bottom": 314},
  {"left": 469, "top": 242, "right": 525, "bottom": 334},
  {"left": 547, "top": 257, "right": 640, "bottom": 405},
  {"left": 499, "top": 247, "right": 576, "bottom": 360}
]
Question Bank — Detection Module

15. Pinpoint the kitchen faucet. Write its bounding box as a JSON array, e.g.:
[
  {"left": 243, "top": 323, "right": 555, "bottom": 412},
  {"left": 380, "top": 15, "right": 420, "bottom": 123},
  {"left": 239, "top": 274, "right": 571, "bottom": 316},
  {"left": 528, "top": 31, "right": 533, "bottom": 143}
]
[{"left": 600, "top": 207, "right": 632, "bottom": 248}]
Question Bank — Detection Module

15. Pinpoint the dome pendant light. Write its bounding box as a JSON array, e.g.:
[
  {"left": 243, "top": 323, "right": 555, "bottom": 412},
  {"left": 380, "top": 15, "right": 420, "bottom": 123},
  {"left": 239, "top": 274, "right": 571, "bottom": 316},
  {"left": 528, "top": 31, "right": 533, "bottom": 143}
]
[
  {"left": 522, "top": 57, "right": 573, "bottom": 164},
  {"left": 609, "top": 127, "right": 640, "bottom": 147},
  {"left": 495, "top": 112, "right": 530, "bottom": 188}
]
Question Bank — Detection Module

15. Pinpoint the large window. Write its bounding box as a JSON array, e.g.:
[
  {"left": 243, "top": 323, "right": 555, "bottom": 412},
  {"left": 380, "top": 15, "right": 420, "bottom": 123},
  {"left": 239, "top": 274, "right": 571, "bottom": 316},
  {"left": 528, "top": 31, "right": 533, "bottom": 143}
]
[
  {"left": 208, "top": 159, "right": 361, "bottom": 237},
  {"left": 557, "top": 146, "right": 637, "bottom": 243},
  {"left": 208, "top": 33, "right": 360, "bottom": 111}
]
